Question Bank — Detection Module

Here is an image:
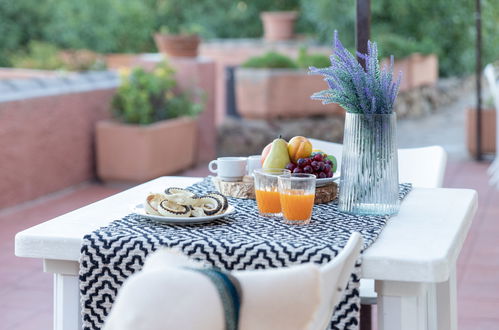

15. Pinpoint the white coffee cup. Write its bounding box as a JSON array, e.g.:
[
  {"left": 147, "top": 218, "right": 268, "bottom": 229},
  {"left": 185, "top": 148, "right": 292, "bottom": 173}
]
[
  {"left": 209, "top": 157, "right": 248, "bottom": 182},
  {"left": 247, "top": 155, "right": 262, "bottom": 176}
]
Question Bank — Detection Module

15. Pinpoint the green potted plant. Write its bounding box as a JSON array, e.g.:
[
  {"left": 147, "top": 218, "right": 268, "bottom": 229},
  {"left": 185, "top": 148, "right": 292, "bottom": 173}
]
[
  {"left": 235, "top": 49, "right": 343, "bottom": 119},
  {"left": 96, "top": 61, "right": 203, "bottom": 182},
  {"left": 378, "top": 34, "right": 438, "bottom": 92},
  {"left": 154, "top": 25, "right": 202, "bottom": 58}
]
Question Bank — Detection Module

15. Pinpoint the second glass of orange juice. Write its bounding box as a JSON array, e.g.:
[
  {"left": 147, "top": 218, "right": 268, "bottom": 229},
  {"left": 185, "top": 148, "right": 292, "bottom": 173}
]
[
  {"left": 278, "top": 173, "right": 316, "bottom": 224},
  {"left": 254, "top": 168, "right": 291, "bottom": 216}
]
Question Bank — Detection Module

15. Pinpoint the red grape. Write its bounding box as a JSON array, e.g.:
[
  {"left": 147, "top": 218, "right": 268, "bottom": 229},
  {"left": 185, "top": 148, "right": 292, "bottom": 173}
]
[
  {"left": 293, "top": 167, "right": 303, "bottom": 174},
  {"left": 313, "top": 154, "right": 323, "bottom": 162},
  {"left": 324, "top": 164, "right": 331, "bottom": 173},
  {"left": 286, "top": 163, "right": 296, "bottom": 171},
  {"left": 311, "top": 161, "right": 319, "bottom": 171},
  {"left": 303, "top": 165, "right": 313, "bottom": 173},
  {"left": 318, "top": 172, "right": 327, "bottom": 179},
  {"left": 318, "top": 161, "right": 325, "bottom": 171},
  {"left": 327, "top": 171, "right": 333, "bottom": 178},
  {"left": 325, "top": 159, "right": 333, "bottom": 166},
  {"left": 297, "top": 158, "right": 307, "bottom": 167}
]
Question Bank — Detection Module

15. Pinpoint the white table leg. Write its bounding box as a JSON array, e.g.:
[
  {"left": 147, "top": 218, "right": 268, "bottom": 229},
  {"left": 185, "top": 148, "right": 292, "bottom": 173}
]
[
  {"left": 427, "top": 266, "right": 457, "bottom": 330},
  {"left": 44, "top": 260, "right": 81, "bottom": 330},
  {"left": 375, "top": 280, "right": 429, "bottom": 330},
  {"left": 54, "top": 273, "right": 82, "bottom": 330}
]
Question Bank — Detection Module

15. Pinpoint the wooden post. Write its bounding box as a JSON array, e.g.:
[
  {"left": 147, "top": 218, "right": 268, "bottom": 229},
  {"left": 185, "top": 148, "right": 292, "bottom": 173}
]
[
  {"left": 356, "top": 0, "right": 371, "bottom": 69},
  {"left": 475, "top": 0, "right": 483, "bottom": 161}
]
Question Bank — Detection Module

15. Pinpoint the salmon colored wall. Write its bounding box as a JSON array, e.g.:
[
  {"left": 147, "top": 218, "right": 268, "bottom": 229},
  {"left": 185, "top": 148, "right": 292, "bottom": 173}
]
[{"left": 0, "top": 89, "right": 114, "bottom": 209}]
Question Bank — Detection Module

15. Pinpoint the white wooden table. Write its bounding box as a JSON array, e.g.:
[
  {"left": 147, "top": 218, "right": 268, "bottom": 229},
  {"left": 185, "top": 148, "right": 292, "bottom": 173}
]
[{"left": 15, "top": 176, "right": 477, "bottom": 330}]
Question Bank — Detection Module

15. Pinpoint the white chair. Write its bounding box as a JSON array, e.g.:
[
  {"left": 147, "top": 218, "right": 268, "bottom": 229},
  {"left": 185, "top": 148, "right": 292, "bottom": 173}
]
[
  {"left": 308, "top": 138, "right": 448, "bottom": 329},
  {"left": 484, "top": 63, "right": 499, "bottom": 187},
  {"left": 104, "top": 233, "right": 363, "bottom": 330}
]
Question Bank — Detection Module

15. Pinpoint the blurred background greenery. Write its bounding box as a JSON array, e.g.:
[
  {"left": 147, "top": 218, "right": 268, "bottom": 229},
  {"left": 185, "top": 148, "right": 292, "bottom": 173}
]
[{"left": 1, "top": 0, "right": 498, "bottom": 76}]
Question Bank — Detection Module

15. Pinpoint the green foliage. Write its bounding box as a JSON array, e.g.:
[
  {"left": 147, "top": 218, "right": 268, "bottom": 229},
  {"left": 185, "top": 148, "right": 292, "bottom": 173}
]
[
  {"left": 243, "top": 49, "right": 330, "bottom": 70},
  {"left": 296, "top": 47, "right": 330, "bottom": 69},
  {"left": 11, "top": 41, "right": 106, "bottom": 71},
  {"left": 2, "top": 0, "right": 499, "bottom": 78},
  {"left": 300, "top": 0, "right": 499, "bottom": 77},
  {"left": 112, "top": 62, "right": 202, "bottom": 125},
  {"left": 11, "top": 42, "right": 65, "bottom": 70},
  {"left": 43, "top": 0, "right": 156, "bottom": 53},
  {"left": 0, "top": 0, "right": 51, "bottom": 66},
  {"left": 242, "top": 52, "right": 297, "bottom": 69},
  {"left": 376, "top": 34, "right": 436, "bottom": 60}
]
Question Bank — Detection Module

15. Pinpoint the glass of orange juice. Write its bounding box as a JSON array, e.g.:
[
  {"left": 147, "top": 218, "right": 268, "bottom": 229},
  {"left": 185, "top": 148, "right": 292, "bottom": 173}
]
[
  {"left": 254, "top": 168, "right": 291, "bottom": 216},
  {"left": 278, "top": 173, "right": 316, "bottom": 224}
]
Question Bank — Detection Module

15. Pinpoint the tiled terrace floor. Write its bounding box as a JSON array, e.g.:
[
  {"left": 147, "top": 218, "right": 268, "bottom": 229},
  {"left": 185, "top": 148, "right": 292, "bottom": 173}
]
[{"left": 1, "top": 157, "right": 498, "bottom": 329}]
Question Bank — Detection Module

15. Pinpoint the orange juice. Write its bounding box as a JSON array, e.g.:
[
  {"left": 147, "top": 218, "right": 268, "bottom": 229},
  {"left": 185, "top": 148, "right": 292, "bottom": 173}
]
[
  {"left": 279, "top": 190, "right": 315, "bottom": 221},
  {"left": 255, "top": 189, "right": 282, "bottom": 214}
]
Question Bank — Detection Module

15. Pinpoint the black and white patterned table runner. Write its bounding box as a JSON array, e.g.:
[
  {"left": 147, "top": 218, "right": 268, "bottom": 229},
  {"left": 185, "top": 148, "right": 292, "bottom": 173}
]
[{"left": 80, "top": 178, "right": 412, "bottom": 330}]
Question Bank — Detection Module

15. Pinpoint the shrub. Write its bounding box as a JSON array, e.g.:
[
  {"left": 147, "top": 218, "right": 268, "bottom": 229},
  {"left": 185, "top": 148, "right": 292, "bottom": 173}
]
[
  {"left": 296, "top": 47, "right": 331, "bottom": 69},
  {"left": 0, "top": 0, "right": 51, "bottom": 66},
  {"left": 300, "top": 0, "right": 499, "bottom": 77},
  {"left": 112, "top": 62, "right": 203, "bottom": 125},
  {"left": 11, "top": 41, "right": 106, "bottom": 71},
  {"left": 43, "top": 0, "right": 156, "bottom": 53},
  {"left": 242, "top": 52, "right": 298, "bottom": 69}
]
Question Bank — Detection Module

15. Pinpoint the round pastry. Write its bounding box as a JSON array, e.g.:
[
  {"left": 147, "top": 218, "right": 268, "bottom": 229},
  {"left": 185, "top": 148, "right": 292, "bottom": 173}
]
[
  {"left": 164, "top": 192, "right": 195, "bottom": 206},
  {"left": 193, "top": 196, "right": 222, "bottom": 216},
  {"left": 164, "top": 187, "right": 196, "bottom": 198},
  {"left": 145, "top": 193, "right": 167, "bottom": 215},
  {"left": 205, "top": 192, "right": 228, "bottom": 213},
  {"left": 158, "top": 200, "right": 192, "bottom": 217},
  {"left": 191, "top": 206, "right": 206, "bottom": 217}
]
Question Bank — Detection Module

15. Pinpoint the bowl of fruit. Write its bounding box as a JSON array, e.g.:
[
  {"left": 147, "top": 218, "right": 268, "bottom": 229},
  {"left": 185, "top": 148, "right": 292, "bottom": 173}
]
[
  {"left": 286, "top": 152, "right": 337, "bottom": 187},
  {"left": 261, "top": 136, "right": 338, "bottom": 187}
]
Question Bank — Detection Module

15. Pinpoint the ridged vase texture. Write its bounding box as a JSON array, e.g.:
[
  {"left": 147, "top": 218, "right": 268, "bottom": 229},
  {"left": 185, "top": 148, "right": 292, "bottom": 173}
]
[{"left": 338, "top": 113, "right": 400, "bottom": 215}]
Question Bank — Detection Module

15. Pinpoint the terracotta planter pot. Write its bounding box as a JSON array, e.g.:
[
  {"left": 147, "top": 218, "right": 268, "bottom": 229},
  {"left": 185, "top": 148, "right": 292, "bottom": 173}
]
[
  {"left": 154, "top": 34, "right": 200, "bottom": 58},
  {"left": 235, "top": 68, "right": 344, "bottom": 119},
  {"left": 383, "top": 53, "right": 438, "bottom": 92},
  {"left": 466, "top": 107, "right": 496, "bottom": 155},
  {"left": 260, "top": 11, "right": 297, "bottom": 42},
  {"left": 96, "top": 117, "right": 198, "bottom": 182}
]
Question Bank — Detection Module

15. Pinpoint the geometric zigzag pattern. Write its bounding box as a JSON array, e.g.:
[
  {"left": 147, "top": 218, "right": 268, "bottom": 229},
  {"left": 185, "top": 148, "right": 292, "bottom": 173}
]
[{"left": 79, "top": 178, "right": 412, "bottom": 330}]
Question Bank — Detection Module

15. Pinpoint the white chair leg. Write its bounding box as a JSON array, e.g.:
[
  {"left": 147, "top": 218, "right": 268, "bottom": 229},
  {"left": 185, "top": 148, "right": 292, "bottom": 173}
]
[
  {"left": 375, "top": 280, "right": 429, "bottom": 330},
  {"left": 54, "top": 273, "right": 82, "bottom": 330}
]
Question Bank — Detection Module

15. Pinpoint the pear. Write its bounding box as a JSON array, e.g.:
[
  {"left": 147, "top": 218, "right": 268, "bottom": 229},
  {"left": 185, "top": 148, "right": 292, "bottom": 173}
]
[{"left": 262, "top": 136, "right": 290, "bottom": 169}]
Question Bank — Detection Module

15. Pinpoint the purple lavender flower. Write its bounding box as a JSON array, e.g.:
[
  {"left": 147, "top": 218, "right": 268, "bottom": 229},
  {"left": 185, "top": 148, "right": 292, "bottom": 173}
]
[{"left": 310, "top": 31, "right": 402, "bottom": 115}]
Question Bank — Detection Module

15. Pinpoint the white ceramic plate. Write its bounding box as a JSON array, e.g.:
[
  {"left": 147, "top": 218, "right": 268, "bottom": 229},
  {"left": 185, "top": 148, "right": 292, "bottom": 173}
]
[
  {"left": 316, "top": 175, "right": 340, "bottom": 187},
  {"left": 132, "top": 204, "right": 236, "bottom": 224}
]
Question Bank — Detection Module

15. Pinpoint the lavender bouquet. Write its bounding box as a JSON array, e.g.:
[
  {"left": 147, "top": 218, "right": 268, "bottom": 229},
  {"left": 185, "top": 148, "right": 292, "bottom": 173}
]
[
  {"left": 310, "top": 31, "right": 401, "bottom": 115},
  {"left": 310, "top": 32, "right": 403, "bottom": 216}
]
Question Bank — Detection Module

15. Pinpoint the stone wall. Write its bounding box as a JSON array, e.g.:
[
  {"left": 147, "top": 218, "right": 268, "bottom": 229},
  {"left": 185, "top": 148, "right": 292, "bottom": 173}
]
[
  {"left": 217, "top": 115, "right": 344, "bottom": 157},
  {"left": 395, "top": 76, "right": 474, "bottom": 118},
  {"left": 217, "top": 76, "right": 473, "bottom": 157}
]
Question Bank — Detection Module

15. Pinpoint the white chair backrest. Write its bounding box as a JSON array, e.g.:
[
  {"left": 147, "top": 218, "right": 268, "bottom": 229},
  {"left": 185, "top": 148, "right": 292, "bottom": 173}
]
[
  {"left": 310, "top": 232, "right": 363, "bottom": 330},
  {"left": 309, "top": 138, "right": 447, "bottom": 188},
  {"left": 104, "top": 233, "right": 363, "bottom": 330},
  {"left": 484, "top": 63, "right": 499, "bottom": 112},
  {"left": 398, "top": 145, "right": 447, "bottom": 188},
  {"left": 484, "top": 63, "right": 499, "bottom": 187}
]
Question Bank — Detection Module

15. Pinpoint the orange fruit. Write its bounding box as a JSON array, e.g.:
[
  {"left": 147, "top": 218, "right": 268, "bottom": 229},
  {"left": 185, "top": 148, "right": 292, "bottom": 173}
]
[{"left": 287, "top": 136, "right": 312, "bottom": 163}]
